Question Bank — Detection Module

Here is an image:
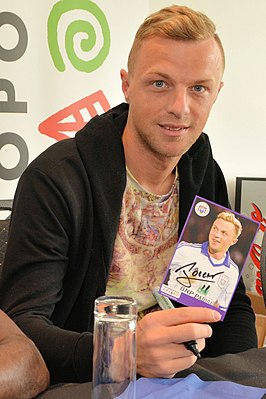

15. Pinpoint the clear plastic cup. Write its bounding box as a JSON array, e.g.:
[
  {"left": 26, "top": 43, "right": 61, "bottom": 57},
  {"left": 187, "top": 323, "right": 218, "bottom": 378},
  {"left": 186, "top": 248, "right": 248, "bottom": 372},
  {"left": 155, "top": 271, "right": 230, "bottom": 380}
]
[{"left": 92, "top": 296, "right": 137, "bottom": 399}]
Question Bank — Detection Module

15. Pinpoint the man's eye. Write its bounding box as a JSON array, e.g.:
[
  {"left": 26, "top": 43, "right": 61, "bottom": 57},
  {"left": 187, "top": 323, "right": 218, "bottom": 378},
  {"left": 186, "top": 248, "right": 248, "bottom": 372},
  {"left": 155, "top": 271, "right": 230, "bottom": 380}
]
[
  {"left": 193, "top": 85, "right": 205, "bottom": 92},
  {"left": 153, "top": 80, "right": 166, "bottom": 88}
]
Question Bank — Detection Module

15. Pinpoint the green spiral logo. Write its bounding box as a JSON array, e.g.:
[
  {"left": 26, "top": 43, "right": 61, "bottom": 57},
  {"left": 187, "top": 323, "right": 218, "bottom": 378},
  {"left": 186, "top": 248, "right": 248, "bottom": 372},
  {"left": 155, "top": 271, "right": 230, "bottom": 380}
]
[{"left": 48, "top": 0, "right": 110, "bottom": 72}]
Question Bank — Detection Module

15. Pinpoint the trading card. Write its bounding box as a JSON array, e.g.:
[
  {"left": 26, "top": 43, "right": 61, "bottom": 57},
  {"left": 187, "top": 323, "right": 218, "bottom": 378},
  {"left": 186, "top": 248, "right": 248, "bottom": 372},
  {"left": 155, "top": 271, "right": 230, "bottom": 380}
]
[{"left": 159, "top": 196, "right": 260, "bottom": 320}]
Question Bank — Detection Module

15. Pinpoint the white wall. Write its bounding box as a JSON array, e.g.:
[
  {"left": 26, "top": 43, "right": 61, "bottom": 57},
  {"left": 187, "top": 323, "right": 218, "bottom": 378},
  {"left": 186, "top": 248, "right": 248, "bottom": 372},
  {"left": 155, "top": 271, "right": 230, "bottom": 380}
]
[{"left": 150, "top": 0, "right": 266, "bottom": 206}]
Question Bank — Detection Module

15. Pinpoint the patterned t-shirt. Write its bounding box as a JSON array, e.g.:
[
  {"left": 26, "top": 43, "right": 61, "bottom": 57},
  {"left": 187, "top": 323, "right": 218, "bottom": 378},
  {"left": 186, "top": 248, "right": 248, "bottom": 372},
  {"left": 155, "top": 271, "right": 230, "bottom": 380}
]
[{"left": 105, "top": 168, "right": 179, "bottom": 312}]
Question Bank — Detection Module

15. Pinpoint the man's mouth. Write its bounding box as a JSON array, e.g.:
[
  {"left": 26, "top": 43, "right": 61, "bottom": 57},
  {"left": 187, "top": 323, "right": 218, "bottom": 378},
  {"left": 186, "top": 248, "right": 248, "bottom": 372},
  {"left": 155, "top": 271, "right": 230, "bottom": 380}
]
[
  {"left": 159, "top": 124, "right": 189, "bottom": 135},
  {"left": 164, "top": 126, "right": 187, "bottom": 131}
]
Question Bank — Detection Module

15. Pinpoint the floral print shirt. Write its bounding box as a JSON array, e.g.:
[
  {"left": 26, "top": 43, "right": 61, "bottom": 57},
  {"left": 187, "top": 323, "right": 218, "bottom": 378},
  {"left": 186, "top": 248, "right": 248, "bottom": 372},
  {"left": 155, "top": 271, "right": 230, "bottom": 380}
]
[{"left": 106, "top": 168, "right": 179, "bottom": 313}]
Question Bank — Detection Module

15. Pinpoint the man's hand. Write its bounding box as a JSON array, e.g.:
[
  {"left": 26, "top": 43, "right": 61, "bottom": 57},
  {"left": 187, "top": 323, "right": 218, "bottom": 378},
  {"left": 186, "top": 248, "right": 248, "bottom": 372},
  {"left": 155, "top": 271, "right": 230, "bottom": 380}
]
[{"left": 136, "top": 306, "right": 221, "bottom": 378}]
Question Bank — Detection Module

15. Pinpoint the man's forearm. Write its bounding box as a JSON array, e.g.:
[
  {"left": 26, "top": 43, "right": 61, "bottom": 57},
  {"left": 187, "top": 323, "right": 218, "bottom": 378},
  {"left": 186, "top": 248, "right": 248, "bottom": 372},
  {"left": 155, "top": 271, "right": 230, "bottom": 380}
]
[{"left": 0, "top": 335, "right": 49, "bottom": 399}]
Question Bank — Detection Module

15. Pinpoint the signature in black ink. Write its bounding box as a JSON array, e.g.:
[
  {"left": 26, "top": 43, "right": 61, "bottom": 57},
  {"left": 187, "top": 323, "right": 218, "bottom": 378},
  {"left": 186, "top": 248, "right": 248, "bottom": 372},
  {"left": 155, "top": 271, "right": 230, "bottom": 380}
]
[{"left": 172, "top": 262, "right": 224, "bottom": 288}]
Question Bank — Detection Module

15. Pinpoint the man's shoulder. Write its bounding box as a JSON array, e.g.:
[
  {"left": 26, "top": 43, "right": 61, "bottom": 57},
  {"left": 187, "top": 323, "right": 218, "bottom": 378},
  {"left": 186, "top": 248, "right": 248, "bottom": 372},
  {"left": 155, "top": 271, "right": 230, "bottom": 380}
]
[
  {"left": 29, "top": 138, "right": 78, "bottom": 169},
  {"left": 228, "top": 256, "right": 240, "bottom": 273},
  {"left": 177, "top": 241, "right": 202, "bottom": 252},
  {"left": 21, "top": 138, "right": 86, "bottom": 187}
]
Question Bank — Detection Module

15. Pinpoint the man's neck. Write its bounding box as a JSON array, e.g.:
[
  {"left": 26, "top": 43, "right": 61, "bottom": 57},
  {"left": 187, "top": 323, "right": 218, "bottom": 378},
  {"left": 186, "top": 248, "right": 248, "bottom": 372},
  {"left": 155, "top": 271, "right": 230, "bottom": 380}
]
[
  {"left": 123, "top": 129, "right": 180, "bottom": 196},
  {"left": 208, "top": 249, "right": 226, "bottom": 262}
]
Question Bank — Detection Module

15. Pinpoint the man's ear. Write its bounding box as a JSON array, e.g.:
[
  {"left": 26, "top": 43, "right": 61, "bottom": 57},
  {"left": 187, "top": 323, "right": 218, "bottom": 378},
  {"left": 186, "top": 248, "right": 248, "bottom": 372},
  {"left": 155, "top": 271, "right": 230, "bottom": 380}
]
[
  {"left": 120, "top": 69, "right": 130, "bottom": 102},
  {"left": 230, "top": 237, "right": 238, "bottom": 247},
  {"left": 218, "top": 81, "right": 224, "bottom": 93},
  {"left": 214, "top": 81, "right": 224, "bottom": 103}
]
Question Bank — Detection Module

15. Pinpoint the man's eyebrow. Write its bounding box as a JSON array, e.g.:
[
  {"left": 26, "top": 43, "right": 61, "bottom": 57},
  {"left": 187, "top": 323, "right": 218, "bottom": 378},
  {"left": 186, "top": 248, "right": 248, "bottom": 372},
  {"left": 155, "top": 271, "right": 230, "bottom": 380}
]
[
  {"left": 194, "top": 78, "right": 215, "bottom": 85},
  {"left": 145, "top": 72, "right": 215, "bottom": 84},
  {"left": 145, "top": 71, "right": 170, "bottom": 79}
]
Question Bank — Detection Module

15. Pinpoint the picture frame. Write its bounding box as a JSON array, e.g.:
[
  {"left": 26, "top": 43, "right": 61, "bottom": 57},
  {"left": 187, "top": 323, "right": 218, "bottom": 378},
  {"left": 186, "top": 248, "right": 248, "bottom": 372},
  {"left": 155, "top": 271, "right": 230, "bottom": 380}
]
[
  {"left": 235, "top": 177, "right": 266, "bottom": 214},
  {"left": 234, "top": 177, "right": 266, "bottom": 296}
]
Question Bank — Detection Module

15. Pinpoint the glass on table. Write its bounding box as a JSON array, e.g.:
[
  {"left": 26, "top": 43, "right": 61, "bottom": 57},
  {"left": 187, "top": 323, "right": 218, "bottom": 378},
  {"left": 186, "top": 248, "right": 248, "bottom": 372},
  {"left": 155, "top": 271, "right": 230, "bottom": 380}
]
[{"left": 92, "top": 296, "right": 137, "bottom": 399}]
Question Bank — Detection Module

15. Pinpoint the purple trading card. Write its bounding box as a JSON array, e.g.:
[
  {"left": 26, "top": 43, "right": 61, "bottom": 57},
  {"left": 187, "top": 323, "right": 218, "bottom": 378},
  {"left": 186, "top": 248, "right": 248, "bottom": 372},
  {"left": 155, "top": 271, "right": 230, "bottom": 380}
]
[{"left": 159, "top": 196, "right": 260, "bottom": 320}]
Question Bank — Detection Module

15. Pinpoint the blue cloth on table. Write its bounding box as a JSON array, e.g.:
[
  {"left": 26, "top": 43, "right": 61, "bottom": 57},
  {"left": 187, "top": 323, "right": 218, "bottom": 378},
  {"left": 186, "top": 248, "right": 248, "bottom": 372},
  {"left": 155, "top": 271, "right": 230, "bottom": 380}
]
[{"left": 119, "top": 374, "right": 266, "bottom": 398}]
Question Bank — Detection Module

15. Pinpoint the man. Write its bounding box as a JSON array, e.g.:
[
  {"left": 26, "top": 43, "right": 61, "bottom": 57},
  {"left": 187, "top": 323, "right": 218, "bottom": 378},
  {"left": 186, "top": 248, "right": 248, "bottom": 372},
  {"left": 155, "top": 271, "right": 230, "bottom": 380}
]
[
  {"left": 0, "top": 5, "right": 257, "bottom": 384},
  {"left": 0, "top": 310, "right": 49, "bottom": 399},
  {"left": 167, "top": 212, "right": 242, "bottom": 311}
]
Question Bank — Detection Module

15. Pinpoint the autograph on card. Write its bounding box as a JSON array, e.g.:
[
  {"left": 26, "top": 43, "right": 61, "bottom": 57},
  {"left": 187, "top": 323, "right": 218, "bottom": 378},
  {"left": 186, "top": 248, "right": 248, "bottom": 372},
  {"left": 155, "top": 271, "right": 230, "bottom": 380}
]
[{"left": 160, "top": 196, "right": 260, "bottom": 320}]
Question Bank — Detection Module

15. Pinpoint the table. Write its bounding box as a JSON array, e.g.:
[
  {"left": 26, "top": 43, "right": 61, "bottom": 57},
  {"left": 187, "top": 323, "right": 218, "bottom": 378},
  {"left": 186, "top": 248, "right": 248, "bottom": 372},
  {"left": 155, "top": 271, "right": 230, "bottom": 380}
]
[{"left": 35, "top": 347, "right": 266, "bottom": 398}]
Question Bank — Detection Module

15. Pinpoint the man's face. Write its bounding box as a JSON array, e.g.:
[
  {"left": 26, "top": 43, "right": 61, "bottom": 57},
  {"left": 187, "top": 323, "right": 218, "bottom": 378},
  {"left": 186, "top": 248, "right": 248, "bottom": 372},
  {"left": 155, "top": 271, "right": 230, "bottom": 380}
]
[
  {"left": 121, "top": 36, "right": 224, "bottom": 162},
  {"left": 208, "top": 218, "right": 238, "bottom": 257}
]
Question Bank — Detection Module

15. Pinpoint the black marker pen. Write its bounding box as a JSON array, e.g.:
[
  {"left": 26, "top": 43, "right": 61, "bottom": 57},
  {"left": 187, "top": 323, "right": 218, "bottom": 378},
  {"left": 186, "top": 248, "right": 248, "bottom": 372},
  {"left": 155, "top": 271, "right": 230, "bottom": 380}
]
[
  {"left": 184, "top": 340, "right": 201, "bottom": 359},
  {"left": 152, "top": 288, "right": 201, "bottom": 359}
]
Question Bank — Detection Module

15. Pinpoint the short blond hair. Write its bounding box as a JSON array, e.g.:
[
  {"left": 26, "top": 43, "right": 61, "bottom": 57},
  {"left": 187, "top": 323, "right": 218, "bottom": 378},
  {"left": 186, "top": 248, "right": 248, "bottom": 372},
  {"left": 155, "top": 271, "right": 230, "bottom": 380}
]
[
  {"left": 128, "top": 5, "right": 225, "bottom": 73},
  {"left": 216, "top": 212, "right": 242, "bottom": 238}
]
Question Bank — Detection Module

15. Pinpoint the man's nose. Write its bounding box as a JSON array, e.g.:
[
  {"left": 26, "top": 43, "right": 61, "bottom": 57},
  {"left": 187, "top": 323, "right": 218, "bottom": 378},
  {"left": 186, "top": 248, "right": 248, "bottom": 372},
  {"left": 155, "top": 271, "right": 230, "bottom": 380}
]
[{"left": 167, "top": 88, "right": 189, "bottom": 117}]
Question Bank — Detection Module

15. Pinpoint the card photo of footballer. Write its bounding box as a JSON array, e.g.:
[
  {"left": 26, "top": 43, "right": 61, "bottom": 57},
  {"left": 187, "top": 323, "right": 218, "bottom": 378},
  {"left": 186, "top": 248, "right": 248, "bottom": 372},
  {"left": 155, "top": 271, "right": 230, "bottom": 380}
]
[{"left": 160, "top": 196, "right": 260, "bottom": 320}]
